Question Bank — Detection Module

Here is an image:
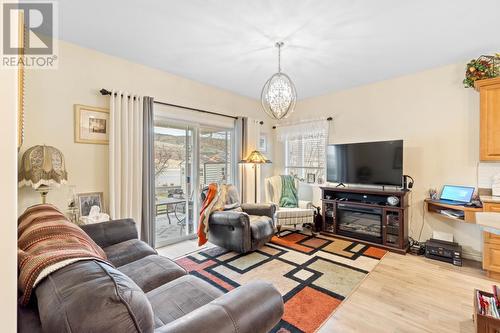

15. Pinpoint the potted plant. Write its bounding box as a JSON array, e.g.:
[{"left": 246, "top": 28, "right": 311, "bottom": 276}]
[{"left": 463, "top": 54, "right": 500, "bottom": 88}]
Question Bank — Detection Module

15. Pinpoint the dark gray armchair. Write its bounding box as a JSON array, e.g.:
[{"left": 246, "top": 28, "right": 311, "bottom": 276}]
[
  {"left": 200, "top": 186, "right": 277, "bottom": 253},
  {"left": 208, "top": 203, "right": 277, "bottom": 253}
]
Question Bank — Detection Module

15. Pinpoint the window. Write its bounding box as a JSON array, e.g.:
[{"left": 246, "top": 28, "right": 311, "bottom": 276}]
[
  {"left": 285, "top": 135, "right": 326, "bottom": 181},
  {"left": 278, "top": 121, "right": 328, "bottom": 183},
  {"left": 199, "top": 128, "right": 233, "bottom": 187}
]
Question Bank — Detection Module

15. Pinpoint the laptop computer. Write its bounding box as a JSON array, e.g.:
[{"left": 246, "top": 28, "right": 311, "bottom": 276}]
[{"left": 433, "top": 185, "right": 475, "bottom": 206}]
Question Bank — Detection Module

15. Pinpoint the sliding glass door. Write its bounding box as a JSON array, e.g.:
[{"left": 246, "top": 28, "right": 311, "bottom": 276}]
[
  {"left": 154, "top": 124, "right": 195, "bottom": 248},
  {"left": 153, "top": 120, "right": 234, "bottom": 248}
]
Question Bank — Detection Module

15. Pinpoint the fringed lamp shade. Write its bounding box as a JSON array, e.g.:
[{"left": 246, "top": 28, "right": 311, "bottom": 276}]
[
  {"left": 240, "top": 150, "right": 271, "bottom": 164},
  {"left": 19, "top": 145, "right": 67, "bottom": 203},
  {"left": 239, "top": 150, "right": 271, "bottom": 203}
]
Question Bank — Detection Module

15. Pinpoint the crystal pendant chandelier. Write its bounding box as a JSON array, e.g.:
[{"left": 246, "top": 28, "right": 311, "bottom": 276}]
[{"left": 261, "top": 42, "right": 297, "bottom": 120}]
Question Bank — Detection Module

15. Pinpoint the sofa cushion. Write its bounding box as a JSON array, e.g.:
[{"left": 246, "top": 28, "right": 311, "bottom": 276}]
[
  {"left": 147, "top": 275, "right": 223, "bottom": 327},
  {"left": 80, "top": 218, "right": 138, "bottom": 248},
  {"left": 118, "top": 254, "right": 187, "bottom": 292},
  {"left": 104, "top": 239, "right": 156, "bottom": 267},
  {"left": 35, "top": 260, "right": 154, "bottom": 333}
]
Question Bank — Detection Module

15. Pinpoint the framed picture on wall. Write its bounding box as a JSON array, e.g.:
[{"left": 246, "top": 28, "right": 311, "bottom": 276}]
[
  {"left": 307, "top": 173, "right": 316, "bottom": 184},
  {"left": 259, "top": 134, "right": 268, "bottom": 152},
  {"left": 77, "top": 192, "right": 104, "bottom": 217},
  {"left": 74, "top": 104, "right": 109, "bottom": 144}
]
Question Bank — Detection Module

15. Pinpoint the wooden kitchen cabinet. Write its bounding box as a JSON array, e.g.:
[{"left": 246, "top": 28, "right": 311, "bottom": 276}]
[
  {"left": 484, "top": 202, "right": 500, "bottom": 213},
  {"left": 483, "top": 238, "right": 500, "bottom": 280},
  {"left": 482, "top": 202, "right": 500, "bottom": 280},
  {"left": 484, "top": 231, "right": 500, "bottom": 245},
  {"left": 475, "top": 77, "right": 500, "bottom": 161}
]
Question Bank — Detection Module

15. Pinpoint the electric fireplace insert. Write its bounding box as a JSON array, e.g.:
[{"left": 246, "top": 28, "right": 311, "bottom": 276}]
[{"left": 336, "top": 203, "right": 383, "bottom": 244}]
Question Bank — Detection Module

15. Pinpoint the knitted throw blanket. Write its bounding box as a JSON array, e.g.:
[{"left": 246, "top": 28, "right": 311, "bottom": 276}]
[
  {"left": 18, "top": 204, "right": 109, "bottom": 305},
  {"left": 279, "top": 175, "right": 298, "bottom": 208},
  {"left": 198, "top": 184, "right": 241, "bottom": 246}
]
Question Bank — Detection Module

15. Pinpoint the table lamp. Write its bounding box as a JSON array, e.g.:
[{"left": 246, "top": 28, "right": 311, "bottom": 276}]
[
  {"left": 19, "top": 145, "right": 68, "bottom": 203},
  {"left": 240, "top": 150, "right": 271, "bottom": 203}
]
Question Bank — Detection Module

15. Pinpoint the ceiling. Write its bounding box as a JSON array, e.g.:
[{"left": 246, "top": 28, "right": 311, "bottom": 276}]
[{"left": 57, "top": 0, "right": 500, "bottom": 100}]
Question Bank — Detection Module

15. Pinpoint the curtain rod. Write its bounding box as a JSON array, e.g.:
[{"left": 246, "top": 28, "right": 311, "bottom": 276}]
[
  {"left": 99, "top": 89, "right": 238, "bottom": 120},
  {"left": 272, "top": 116, "right": 332, "bottom": 129}
]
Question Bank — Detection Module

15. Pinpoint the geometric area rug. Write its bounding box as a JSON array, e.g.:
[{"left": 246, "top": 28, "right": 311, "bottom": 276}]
[{"left": 175, "top": 230, "right": 387, "bottom": 333}]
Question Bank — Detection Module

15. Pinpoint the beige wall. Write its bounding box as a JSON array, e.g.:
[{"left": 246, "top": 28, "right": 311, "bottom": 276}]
[
  {"left": 19, "top": 40, "right": 273, "bottom": 213},
  {"left": 20, "top": 40, "right": 492, "bottom": 259},
  {"left": 0, "top": 66, "right": 18, "bottom": 331},
  {"left": 275, "top": 62, "right": 490, "bottom": 259}
]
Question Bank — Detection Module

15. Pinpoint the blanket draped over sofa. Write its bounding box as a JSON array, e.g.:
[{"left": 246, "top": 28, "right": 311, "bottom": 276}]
[{"left": 18, "top": 204, "right": 109, "bottom": 305}]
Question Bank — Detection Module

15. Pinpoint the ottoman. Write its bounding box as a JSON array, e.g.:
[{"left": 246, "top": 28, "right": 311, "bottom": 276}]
[{"left": 274, "top": 207, "right": 315, "bottom": 233}]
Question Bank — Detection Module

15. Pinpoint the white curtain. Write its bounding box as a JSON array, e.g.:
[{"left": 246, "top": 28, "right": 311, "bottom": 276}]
[
  {"left": 233, "top": 117, "right": 248, "bottom": 201},
  {"left": 276, "top": 120, "right": 329, "bottom": 142},
  {"left": 109, "top": 91, "right": 144, "bottom": 235}
]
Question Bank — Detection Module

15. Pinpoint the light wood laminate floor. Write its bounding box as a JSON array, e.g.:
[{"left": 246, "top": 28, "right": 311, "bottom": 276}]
[
  {"left": 156, "top": 239, "right": 213, "bottom": 259},
  {"left": 319, "top": 252, "right": 495, "bottom": 333}
]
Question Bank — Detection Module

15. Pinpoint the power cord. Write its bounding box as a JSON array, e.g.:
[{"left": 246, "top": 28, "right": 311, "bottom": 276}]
[
  {"left": 406, "top": 175, "right": 426, "bottom": 255},
  {"left": 408, "top": 236, "right": 426, "bottom": 255},
  {"left": 408, "top": 191, "right": 415, "bottom": 237},
  {"left": 408, "top": 189, "right": 425, "bottom": 242},
  {"left": 407, "top": 198, "right": 427, "bottom": 255},
  {"left": 418, "top": 197, "right": 425, "bottom": 242},
  {"left": 407, "top": 180, "right": 425, "bottom": 242}
]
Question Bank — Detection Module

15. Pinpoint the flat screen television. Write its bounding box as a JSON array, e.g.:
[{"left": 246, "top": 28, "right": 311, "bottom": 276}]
[{"left": 326, "top": 140, "right": 403, "bottom": 186}]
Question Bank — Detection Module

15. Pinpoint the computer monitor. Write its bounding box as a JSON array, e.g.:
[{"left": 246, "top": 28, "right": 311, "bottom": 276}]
[{"left": 440, "top": 185, "right": 474, "bottom": 203}]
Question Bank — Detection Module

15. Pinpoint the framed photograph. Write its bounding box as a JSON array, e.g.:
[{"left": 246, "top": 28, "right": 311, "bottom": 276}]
[
  {"left": 77, "top": 192, "right": 104, "bottom": 217},
  {"left": 75, "top": 104, "right": 109, "bottom": 144},
  {"left": 307, "top": 173, "right": 316, "bottom": 184},
  {"left": 259, "top": 134, "right": 268, "bottom": 153}
]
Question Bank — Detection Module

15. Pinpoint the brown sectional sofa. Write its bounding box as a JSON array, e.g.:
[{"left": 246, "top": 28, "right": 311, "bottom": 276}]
[{"left": 18, "top": 218, "right": 284, "bottom": 333}]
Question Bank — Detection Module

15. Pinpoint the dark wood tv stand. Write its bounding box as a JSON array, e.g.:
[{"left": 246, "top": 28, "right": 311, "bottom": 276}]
[{"left": 321, "top": 186, "right": 409, "bottom": 254}]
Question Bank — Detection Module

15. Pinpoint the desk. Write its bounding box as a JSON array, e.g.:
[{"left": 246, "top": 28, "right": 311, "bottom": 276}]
[
  {"left": 424, "top": 199, "right": 482, "bottom": 223},
  {"left": 425, "top": 198, "right": 500, "bottom": 279}
]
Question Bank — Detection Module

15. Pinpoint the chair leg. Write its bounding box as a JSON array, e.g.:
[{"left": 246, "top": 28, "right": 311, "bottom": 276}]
[{"left": 276, "top": 225, "right": 281, "bottom": 236}]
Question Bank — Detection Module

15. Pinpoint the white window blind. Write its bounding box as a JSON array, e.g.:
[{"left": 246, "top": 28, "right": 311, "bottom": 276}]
[{"left": 277, "top": 121, "right": 328, "bottom": 182}]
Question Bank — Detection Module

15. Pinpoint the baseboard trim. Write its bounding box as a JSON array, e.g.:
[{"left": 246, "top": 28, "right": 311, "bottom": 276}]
[{"left": 462, "top": 249, "right": 482, "bottom": 262}]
